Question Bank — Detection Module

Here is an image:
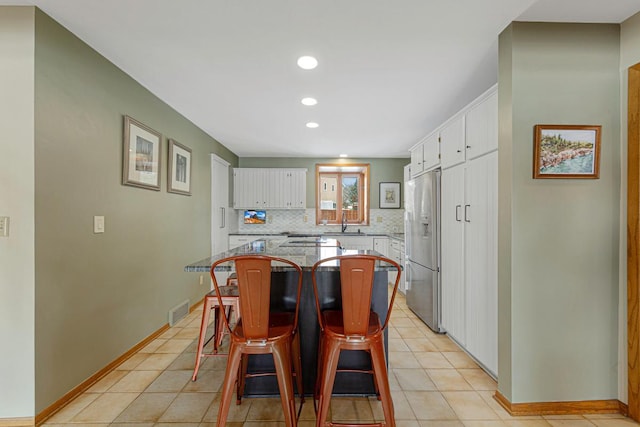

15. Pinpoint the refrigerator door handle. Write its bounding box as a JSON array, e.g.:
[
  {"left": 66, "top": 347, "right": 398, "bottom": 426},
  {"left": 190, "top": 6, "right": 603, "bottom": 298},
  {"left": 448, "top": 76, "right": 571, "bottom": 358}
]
[
  {"left": 464, "top": 204, "right": 471, "bottom": 222},
  {"left": 455, "top": 205, "right": 461, "bottom": 222},
  {"left": 406, "top": 263, "right": 412, "bottom": 291}
]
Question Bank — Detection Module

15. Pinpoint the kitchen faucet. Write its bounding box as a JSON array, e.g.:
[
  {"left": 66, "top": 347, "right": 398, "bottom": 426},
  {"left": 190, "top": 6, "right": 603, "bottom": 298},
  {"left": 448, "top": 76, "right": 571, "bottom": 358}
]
[{"left": 341, "top": 211, "right": 347, "bottom": 233}]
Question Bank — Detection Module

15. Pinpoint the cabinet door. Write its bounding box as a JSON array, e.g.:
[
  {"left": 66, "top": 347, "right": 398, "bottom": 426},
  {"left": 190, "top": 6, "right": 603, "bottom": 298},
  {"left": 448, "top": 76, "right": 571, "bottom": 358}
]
[
  {"left": 233, "top": 169, "right": 249, "bottom": 208},
  {"left": 464, "top": 151, "right": 498, "bottom": 375},
  {"left": 403, "top": 164, "right": 412, "bottom": 184},
  {"left": 338, "top": 236, "right": 373, "bottom": 251},
  {"left": 268, "top": 169, "right": 287, "bottom": 208},
  {"left": 422, "top": 133, "right": 440, "bottom": 171},
  {"left": 410, "top": 144, "right": 424, "bottom": 177},
  {"left": 373, "top": 237, "right": 389, "bottom": 257},
  {"left": 229, "top": 235, "right": 251, "bottom": 249},
  {"left": 440, "top": 165, "right": 466, "bottom": 345},
  {"left": 465, "top": 91, "right": 498, "bottom": 161},
  {"left": 286, "top": 170, "right": 306, "bottom": 209},
  {"left": 440, "top": 116, "right": 466, "bottom": 169},
  {"left": 211, "top": 155, "right": 230, "bottom": 256}
]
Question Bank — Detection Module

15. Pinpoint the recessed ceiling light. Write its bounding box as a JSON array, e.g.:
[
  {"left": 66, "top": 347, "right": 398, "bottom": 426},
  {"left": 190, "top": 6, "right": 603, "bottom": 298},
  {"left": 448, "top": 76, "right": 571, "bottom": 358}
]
[
  {"left": 306, "top": 122, "right": 319, "bottom": 128},
  {"left": 339, "top": 154, "right": 348, "bottom": 158},
  {"left": 297, "top": 56, "right": 318, "bottom": 70},
  {"left": 301, "top": 97, "right": 318, "bottom": 106}
]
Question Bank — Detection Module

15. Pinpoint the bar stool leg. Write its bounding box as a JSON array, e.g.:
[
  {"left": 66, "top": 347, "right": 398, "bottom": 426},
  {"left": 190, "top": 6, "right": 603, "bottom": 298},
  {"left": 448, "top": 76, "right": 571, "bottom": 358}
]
[
  {"left": 192, "top": 297, "right": 213, "bottom": 381},
  {"left": 370, "top": 337, "right": 395, "bottom": 426},
  {"left": 216, "top": 342, "right": 243, "bottom": 427},
  {"left": 315, "top": 341, "right": 341, "bottom": 427},
  {"left": 292, "top": 331, "right": 305, "bottom": 404},
  {"left": 273, "top": 339, "right": 297, "bottom": 427}
]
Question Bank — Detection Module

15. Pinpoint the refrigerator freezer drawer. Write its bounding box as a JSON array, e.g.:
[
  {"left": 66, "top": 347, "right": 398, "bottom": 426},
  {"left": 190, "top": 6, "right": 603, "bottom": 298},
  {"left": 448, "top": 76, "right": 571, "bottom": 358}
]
[{"left": 406, "top": 261, "right": 442, "bottom": 333}]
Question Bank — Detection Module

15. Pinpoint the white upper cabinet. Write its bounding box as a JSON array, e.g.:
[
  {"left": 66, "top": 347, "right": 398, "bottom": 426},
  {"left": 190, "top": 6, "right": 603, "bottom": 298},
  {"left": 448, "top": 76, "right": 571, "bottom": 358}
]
[
  {"left": 440, "top": 115, "right": 466, "bottom": 169},
  {"left": 410, "top": 143, "right": 424, "bottom": 177},
  {"left": 286, "top": 170, "right": 306, "bottom": 209},
  {"left": 465, "top": 91, "right": 498, "bottom": 161},
  {"left": 233, "top": 168, "right": 307, "bottom": 209},
  {"left": 425, "top": 85, "right": 497, "bottom": 171},
  {"left": 422, "top": 133, "right": 440, "bottom": 171},
  {"left": 410, "top": 133, "right": 440, "bottom": 177}
]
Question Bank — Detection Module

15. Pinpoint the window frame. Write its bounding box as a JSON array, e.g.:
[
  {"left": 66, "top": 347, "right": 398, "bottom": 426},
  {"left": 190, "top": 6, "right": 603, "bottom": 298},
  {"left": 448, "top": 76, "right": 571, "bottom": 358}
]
[{"left": 315, "top": 163, "right": 370, "bottom": 226}]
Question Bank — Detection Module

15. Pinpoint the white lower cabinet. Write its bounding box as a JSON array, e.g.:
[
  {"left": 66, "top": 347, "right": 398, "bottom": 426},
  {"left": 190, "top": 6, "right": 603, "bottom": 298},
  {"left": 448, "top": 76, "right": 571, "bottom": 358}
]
[
  {"left": 336, "top": 235, "right": 374, "bottom": 251},
  {"left": 440, "top": 151, "right": 498, "bottom": 376},
  {"left": 373, "top": 237, "right": 389, "bottom": 256},
  {"left": 388, "top": 239, "right": 405, "bottom": 292}
]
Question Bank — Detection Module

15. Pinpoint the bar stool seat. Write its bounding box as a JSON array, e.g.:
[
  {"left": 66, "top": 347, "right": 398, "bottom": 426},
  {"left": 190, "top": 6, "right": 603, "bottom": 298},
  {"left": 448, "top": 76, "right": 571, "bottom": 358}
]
[{"left": 191, "top": 278, "right": 240, "bottom": 382}]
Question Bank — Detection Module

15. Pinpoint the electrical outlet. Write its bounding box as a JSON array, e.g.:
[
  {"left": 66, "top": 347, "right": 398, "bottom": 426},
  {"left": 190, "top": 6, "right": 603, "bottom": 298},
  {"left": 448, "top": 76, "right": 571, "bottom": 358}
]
[
  {"left": 303, "top": 215, "right": 308, "bottom": 223},
  {"left": 376, "top": 216, "right": 383, "bottom": 223},
  {"left": 199, "top": 275, "right": 204, "bottom": 285},
  {"left": 0, "top": 216, "right": 9, "bottom": 237}
]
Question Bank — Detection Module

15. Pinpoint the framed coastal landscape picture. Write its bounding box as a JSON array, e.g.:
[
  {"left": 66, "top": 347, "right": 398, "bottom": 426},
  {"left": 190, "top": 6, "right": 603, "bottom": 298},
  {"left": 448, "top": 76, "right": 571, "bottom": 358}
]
[{"left": 533, "top": 124, "right": 601, "bottom": 179}]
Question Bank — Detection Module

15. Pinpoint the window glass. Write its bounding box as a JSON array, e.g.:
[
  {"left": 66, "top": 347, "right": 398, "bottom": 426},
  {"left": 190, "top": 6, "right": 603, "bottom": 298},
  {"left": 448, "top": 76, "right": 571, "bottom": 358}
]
[{"left": 316, "top": 164, "right": 369, "bottom": 225}]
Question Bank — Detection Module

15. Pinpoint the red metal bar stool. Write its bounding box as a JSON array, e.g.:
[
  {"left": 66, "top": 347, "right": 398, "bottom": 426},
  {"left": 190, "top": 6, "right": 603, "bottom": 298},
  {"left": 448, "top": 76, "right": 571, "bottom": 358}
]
[
  {"left": 311, "top": 254, "right": 402, "bottom": 427},
  {"left": 191, "top": 272, "right": 240, "bottom": 381},
  {"left": 211, "top": 255, "right": 305, "bottom": 427}
]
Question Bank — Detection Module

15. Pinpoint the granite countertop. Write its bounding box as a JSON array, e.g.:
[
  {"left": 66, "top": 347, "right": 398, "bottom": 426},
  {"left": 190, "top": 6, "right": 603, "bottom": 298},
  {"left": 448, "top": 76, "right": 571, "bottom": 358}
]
[
  {"left": 229, "top": 231, "right": 405, "bottom": 240},
  {"left": 184, "top": 236, "right": 394, "bottom": 272}
]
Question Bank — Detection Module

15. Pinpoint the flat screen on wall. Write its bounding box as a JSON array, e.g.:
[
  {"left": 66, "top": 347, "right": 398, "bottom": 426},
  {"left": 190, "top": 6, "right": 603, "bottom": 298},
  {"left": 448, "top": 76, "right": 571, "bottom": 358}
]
[{"left": 244, "top": 210, "right": 266, "bottom": 224}]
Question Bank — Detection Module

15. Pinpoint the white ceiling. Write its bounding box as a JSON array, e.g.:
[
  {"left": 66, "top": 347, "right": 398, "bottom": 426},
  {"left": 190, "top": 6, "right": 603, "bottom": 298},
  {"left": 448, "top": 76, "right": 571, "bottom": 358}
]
[{"left": 2, "top": 0, "right": 640, "bottom": 158}]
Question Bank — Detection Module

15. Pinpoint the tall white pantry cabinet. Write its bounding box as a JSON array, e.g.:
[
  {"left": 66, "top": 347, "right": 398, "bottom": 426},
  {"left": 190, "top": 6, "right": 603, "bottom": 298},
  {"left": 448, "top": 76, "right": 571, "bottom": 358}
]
[{"left": 439, "top": 86, "right": 498, "bottom": 377}]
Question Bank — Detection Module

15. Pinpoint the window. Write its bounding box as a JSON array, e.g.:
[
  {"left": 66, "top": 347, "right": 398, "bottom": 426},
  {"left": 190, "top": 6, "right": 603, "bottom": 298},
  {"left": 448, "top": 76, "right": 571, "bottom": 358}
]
[{"left": 316, "top": 163, "right": 370, "bottom": 225}]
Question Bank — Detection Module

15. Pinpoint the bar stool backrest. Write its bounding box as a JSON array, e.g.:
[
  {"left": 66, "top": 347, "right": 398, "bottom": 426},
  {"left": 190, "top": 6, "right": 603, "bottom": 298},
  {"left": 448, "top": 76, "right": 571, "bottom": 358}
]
[
  {"left": 235, "top": 257, "right": 272, "bottom": 340},
  {"left": 339, "top": 256, "right": 376, "bottom": 336},
  {"left": 210, "top": 255, "right": 303, "bottom": 341},
  {"left": 312, "top": 254, "right": 402, "bottom": 335}
]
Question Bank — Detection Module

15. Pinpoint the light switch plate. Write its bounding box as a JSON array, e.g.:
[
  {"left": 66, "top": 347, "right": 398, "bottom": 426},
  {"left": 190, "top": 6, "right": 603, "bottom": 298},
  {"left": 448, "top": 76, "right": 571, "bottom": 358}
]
[
  {"left": 0, "top": 216, "right": 9, "bottom": 237},
  {"left": 93, "top": 216, "right": 105, "bottom": 233}
]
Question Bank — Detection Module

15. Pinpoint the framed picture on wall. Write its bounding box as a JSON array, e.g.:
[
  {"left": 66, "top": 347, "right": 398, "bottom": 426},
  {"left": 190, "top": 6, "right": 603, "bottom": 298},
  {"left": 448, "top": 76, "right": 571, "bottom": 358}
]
[
  {"left": 533, "top": 124, "right": 601, "bottom": 179},
  {"left": 122, "top": 115, "right": 162, "bottom": 190},
  {"left": 379, "top": 182, "right": 401, "bottom": 209},
  {"left": 167, "top": 139, "right": 192, "bottom": 195}
]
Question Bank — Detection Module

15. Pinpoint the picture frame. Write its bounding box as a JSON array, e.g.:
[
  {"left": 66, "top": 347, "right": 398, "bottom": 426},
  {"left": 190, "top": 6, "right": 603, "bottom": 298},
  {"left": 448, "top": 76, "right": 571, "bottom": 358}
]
[
  {"left": 122, "top": 115, "right": 162, "bottom": 190},
  {"left": 533, "top": 124, "right": 601, "bottom": 179},
  {"left": 379, "top": 182, "right": 401, "bottom": 209},
  {"left": 167, "top": 138, "right": 192, "bottom": 195}
]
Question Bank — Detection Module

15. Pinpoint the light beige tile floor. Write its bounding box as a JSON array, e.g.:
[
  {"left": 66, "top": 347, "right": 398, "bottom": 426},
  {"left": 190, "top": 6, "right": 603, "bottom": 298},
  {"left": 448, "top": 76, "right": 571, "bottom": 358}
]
[{"left": 41, "top": 292, "right": 639, "bottom": 427}]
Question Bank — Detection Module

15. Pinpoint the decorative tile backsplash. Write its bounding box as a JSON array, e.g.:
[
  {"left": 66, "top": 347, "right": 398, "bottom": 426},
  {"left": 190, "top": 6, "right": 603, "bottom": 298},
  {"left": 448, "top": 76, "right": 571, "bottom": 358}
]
[{"left": 234, "top": 208, "right": 404, "bottom": 234}]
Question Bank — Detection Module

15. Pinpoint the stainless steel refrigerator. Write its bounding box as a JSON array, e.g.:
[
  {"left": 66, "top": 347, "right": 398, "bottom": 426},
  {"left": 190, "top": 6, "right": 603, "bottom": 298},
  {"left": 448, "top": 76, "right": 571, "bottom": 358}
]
[{"left": 404, "top": 169, "right": 443, "bottom": 333}]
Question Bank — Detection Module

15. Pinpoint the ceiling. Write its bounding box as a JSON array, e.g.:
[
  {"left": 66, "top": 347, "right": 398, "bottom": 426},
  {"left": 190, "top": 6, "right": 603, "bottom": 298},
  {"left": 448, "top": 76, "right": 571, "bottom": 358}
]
[{"left": 2, "top": 0, "right": 640, "bottom": 158}]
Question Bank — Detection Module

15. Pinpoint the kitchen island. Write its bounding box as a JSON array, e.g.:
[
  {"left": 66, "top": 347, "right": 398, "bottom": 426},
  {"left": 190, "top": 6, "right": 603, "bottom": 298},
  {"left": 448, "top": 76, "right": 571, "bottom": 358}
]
[{"left": 184, "top": 236, "right": 392, "bottom": 396}]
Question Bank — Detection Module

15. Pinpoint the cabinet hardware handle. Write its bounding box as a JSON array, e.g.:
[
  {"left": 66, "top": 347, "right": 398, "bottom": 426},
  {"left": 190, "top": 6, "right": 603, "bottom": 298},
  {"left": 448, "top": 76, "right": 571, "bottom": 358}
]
[
  {"left": 456, "top": 150, "right": 461, "bottom": 153},
  {"left": 455, "top": 205, "right": 461, "bottom": 222},
  {"left": 464, "top": 205, "right": 471, "bottom": 222},
  {"left": 220, "top": 207, "right": 225, "bottom": 228},
  {"left": 466, "top": 145, "right": 471, "bottom": 149}
]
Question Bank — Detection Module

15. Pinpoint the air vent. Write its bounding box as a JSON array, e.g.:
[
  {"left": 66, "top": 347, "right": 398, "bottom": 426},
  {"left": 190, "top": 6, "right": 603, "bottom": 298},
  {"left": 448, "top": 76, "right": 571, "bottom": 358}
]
[{"left": 168, "top": 299, "right": 190, "bottom": 326}]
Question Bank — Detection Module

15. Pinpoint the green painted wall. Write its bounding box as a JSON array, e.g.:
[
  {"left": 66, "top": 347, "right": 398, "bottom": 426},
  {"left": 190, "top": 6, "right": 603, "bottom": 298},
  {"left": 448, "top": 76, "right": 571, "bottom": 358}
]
[
  {"left": 33, "top": 9, "right": 238, "bottom": 412},
  {"left": 239, "top": 157, "right": 409, "bottom": 208},
  {"left": 498, "top": 22, "right": 621, "bottom": 403}
]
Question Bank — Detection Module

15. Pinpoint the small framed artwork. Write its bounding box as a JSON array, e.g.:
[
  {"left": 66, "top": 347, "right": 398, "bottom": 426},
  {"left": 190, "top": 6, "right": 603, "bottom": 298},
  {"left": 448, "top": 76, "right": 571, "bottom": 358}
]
[
  {"left": 167, "top": 139, "right": 192, "bottom": 195},
  {"left": 122, "top": 115, "right": 162, "bottom": 190},
  {"left": 533, "top": 124, "right": 601, "bottom": 179},
  {"left": 379, "top": 182, "right": 401, "bottom": 209}
]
